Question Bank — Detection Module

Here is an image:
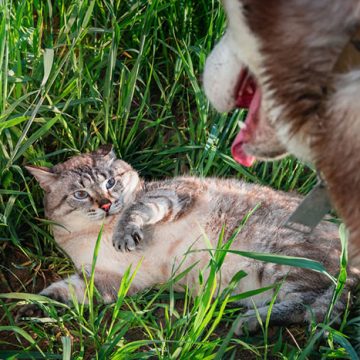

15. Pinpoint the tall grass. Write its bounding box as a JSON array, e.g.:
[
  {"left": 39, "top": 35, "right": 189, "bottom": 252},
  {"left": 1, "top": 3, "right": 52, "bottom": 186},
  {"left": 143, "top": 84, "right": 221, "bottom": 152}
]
[{"left": 0, "top": 0, "right": 358, "bottom": 358}]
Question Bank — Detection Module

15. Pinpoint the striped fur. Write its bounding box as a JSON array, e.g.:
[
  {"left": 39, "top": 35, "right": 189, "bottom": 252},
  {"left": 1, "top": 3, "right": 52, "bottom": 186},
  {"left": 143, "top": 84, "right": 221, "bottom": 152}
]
[{"left": 24, "top": 147, "right": 359, "bottom": 333}]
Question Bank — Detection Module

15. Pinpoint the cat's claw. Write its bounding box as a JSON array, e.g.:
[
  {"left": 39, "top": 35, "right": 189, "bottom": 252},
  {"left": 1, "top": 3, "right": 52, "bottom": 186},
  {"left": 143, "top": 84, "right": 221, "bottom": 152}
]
[{"left": 113, "top": 224, "right": 143, "bottom": 252}]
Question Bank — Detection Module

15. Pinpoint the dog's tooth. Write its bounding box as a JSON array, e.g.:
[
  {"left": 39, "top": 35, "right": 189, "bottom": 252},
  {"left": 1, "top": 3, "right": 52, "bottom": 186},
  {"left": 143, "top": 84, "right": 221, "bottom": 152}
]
[{"left": 239, "top": 121, "right": 247, "bottom": 130}]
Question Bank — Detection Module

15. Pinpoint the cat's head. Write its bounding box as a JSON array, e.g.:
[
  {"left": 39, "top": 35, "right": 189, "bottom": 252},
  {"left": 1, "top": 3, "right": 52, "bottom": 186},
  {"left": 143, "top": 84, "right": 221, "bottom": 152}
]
[{"left": 26, "top": 146, "right": 140, "bottom": 226}]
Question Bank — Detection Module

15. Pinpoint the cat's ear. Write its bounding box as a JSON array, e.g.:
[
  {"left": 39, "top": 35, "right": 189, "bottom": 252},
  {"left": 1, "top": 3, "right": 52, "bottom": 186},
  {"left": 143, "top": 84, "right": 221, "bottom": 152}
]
[
  {"left": 95, "top": 145, "right": 116, "bottom": 162},
  {"left": 25, "top": 165, "right": 58, "bottom": 192}
]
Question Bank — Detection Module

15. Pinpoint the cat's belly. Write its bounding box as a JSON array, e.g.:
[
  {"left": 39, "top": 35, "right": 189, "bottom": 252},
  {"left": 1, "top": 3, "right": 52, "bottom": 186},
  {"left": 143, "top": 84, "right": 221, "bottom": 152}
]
[
  {"left": 59, "top": 216, "right": 272, "bottom": 305},
  {"left": 60, "top": 230, "right": 124, "bottom": 270},
  {"left": 141, "top": 216, "right": 270, "bottom": 301}
]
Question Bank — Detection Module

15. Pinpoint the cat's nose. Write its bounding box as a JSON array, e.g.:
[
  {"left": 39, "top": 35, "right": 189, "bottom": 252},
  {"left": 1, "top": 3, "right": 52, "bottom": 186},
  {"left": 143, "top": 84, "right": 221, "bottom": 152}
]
[{"left": 99, "top": 199, "right": 112, "bottom": 212}]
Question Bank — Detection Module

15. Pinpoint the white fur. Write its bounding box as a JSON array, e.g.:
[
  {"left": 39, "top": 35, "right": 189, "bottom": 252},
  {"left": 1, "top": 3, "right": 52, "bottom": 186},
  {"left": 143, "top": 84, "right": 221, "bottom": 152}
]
[
  {"left": 203, "top": 33, "right": 241, "bottom": 112},
  {"left": 264, "top": 91, "right": 313, "bottom": 162},
  {"left": 276, "top": 122, "right": 313, "bottom": 162},
  {"left": 203, "top": 0, "right": 263, "bottom": 112},
  {"left": 222, "top": 0, "right": 263, "bottom": 73}
]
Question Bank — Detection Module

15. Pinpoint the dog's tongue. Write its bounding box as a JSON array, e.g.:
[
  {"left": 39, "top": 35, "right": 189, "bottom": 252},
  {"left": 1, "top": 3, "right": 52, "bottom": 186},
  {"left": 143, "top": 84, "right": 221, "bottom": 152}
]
[{"left": 231, "top": 70, "right": 260, "bottom": 167}]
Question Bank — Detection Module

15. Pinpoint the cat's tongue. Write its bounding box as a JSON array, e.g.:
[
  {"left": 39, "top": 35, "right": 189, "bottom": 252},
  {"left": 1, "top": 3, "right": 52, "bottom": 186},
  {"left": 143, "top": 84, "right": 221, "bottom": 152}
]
[{"left": 231, "top": 70, "right": 260, "bottom": 167}]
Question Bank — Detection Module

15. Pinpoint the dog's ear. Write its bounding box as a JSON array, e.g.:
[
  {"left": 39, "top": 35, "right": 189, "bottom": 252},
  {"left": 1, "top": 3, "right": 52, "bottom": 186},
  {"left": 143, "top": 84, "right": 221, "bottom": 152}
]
[{"left": 25, "top": 165, "right": 58, "bottom": 192}]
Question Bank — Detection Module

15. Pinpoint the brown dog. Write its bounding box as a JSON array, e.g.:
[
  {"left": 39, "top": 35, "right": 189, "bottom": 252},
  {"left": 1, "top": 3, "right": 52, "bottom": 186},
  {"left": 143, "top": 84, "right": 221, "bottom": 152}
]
[{"left": 203, "top": 0, "right": 360, "bottom": 264}]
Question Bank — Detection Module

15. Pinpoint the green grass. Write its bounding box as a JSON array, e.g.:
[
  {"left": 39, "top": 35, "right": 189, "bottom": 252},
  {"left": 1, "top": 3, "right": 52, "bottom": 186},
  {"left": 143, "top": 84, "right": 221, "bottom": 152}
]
[{"left": 0, "top": 0, "right": 359, "bottom": 358}]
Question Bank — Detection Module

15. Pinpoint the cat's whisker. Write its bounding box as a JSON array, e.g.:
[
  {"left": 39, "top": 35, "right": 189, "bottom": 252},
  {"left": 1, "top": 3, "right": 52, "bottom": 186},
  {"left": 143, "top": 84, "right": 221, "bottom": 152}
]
[{"left": 86, "top": 210, "right": 106, "bottom": 220}]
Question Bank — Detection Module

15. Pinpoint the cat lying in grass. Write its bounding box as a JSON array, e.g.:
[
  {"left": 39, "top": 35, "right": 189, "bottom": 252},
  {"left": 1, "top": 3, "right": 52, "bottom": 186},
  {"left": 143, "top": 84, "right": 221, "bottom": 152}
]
[{"left": 23, "top": 146, "right": 359, "bottom": 333}]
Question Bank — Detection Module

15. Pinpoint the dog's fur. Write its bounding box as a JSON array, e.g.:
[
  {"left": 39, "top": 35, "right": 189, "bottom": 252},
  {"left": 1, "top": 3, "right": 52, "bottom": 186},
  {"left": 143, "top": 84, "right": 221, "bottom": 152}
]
[{"left": 203, "top": 0, "right": 360, "bottom": 264}]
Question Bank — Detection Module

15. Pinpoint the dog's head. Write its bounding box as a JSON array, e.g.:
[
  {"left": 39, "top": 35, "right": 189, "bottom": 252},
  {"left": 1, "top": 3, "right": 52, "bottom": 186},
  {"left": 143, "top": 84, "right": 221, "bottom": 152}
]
[{"left": 204, "top": 0, "right": 360, "bottom": 166}]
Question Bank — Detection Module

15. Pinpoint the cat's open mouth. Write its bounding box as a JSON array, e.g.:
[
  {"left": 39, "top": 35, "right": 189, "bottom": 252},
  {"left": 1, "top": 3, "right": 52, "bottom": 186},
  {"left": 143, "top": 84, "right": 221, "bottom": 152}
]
[{"left": 231, "top": 69, "right": 261, "bottom": 167}]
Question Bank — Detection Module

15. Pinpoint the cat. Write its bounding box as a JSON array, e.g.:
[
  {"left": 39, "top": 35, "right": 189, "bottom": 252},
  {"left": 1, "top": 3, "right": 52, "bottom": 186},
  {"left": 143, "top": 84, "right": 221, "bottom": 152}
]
[
  {"left": 202, "top": 0, "right": 360, "bottom": 266},
  {"left": 22, "top": 146, "right": 359, "bottom": 333}
]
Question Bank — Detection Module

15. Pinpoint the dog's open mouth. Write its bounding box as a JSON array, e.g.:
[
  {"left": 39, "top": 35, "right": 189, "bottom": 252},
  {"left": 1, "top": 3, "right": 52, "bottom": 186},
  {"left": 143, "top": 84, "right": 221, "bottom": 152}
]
[{"left": 231, "top": 69, "right": 261, "bottom": 167}]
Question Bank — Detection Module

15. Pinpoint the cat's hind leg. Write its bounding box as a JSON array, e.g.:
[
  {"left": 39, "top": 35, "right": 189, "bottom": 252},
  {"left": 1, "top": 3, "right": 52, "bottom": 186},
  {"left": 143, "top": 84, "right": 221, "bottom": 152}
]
[
  {"left": 234, "top": 287, "right": 348, "bottom": 335},
  {"left": 16, "top": 269, "right": 126, "bottom": 320},
  {"left": 15, "top": 274, "right": 86, "bottom": 320},
  {"left": 234, "top": 299, "right": 307, "bottom": 335}
]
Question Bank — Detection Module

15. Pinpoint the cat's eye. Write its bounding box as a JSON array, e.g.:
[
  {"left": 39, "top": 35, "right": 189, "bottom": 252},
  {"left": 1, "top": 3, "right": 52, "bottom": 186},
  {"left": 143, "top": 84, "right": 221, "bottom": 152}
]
[
  {"left": 74, "top": 190, "right": 89, "bottom": 200},
  {"left": 106, "top": 177, "right": 116, "bottom": 189}
]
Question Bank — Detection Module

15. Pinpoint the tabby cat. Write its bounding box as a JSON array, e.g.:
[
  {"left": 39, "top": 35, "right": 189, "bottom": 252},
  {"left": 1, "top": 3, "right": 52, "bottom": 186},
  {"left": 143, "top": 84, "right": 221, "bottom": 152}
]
[{"left": 23, "top": 146, "right": 358, "bottom": 333}]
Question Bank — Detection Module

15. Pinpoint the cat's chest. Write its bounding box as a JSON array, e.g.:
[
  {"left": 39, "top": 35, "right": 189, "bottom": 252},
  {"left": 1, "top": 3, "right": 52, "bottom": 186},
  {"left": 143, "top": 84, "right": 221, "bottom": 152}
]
[{"left": 56, "top": 226, "right": 122, "bottom": 270}]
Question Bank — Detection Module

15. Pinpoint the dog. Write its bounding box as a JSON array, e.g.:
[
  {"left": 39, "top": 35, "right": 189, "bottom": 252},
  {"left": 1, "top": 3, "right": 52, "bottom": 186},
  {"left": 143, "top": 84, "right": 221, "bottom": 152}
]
[{"left": 203, "top": 0, "right": 360, "bottom": 265}]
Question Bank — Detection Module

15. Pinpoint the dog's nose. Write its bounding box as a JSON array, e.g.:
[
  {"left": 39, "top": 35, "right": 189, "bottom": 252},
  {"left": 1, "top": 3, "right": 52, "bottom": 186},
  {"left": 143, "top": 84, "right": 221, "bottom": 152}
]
[{"left": 99, "top": 199, "right": 112, "bottom": 212}]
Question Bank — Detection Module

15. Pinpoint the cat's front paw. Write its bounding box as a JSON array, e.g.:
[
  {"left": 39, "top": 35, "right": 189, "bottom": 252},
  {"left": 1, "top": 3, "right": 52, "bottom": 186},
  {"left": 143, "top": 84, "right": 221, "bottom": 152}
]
[{"left": 113, "top": 223, "right": 143, "bottom": 252}]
